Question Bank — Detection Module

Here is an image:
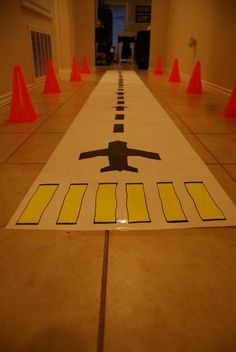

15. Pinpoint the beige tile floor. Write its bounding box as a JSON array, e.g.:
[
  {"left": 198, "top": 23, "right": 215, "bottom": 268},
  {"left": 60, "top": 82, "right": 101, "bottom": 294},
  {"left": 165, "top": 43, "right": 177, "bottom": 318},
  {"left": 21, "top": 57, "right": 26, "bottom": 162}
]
[{"left": 0, "top": 66, "right": 236, "bottom": 351}]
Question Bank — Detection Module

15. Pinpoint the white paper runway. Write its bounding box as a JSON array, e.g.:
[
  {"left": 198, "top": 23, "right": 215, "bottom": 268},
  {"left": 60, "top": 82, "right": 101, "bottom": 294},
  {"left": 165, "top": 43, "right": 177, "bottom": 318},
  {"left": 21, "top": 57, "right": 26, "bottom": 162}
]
[{"left": 7, "top": 71, "right": 236, "bottom": 230}]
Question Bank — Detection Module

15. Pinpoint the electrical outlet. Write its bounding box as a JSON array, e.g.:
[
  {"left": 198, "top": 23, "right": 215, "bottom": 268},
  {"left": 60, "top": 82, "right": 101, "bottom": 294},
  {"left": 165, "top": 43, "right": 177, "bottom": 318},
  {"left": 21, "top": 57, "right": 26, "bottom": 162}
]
[{"left": 187, "top": 37, "right": 197, "bottom": 48}]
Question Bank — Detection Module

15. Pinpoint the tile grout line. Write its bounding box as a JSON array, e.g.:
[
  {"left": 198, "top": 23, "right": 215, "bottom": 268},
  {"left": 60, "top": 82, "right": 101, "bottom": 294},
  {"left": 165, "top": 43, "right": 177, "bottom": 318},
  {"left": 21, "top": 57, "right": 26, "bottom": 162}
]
[
  {"left": 139, "top": 76, "right": 222, "bottom": 165},
  {"left": 2, "top": 78, "right": 102, "bottom": 164},
  {"left": 150, "top": 82, "right": 236, "bottom": 184},
  {"left": 97, "top": 229, "right": 110, "bottom": 352},
  {"left": 212, "top": 163, "right": 236, "bottom": 185},
  {"left": 139, "top": 74, "right": 236, "bottom": 185}
]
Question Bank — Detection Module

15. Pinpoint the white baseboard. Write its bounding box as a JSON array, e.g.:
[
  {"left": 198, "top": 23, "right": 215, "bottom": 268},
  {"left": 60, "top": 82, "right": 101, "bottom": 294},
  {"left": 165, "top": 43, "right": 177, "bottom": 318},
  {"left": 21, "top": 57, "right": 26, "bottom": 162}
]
[
  {"left": 0, "top": 80, "right": 44, "bottom": 109},
  {"left": 1, "top": 67, "right": 231, "bottom": 109},
  {"left": 149, "top": 66, "right": 232, "bottom": 97},
  {"left": 180, "top": 72, "right": 231, "bottom": 96},
  {"left": 0, "top": 68, "right": 70, "bottom": 108},
  {"left": 0, "top": 92, "right": 12, "bottom": 108},
  {"left": 202, "top": 80, "right": 232, "bottom": 96},
  {"left": 59, "top": 68, "right": 71, "bottom": 80},
  {"left": 58, "top": 67, "right": 95, "bottom": 80}
]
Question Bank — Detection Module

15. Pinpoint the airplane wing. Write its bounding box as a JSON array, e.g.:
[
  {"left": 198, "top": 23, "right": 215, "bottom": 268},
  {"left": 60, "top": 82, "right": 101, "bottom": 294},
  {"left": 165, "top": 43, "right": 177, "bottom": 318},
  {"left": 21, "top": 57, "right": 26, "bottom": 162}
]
[
  {"left": 79, "top": 148, "right": 108, "bottom": 159},
  {"left": 127, "top": 148, "right": 161, "bottom": 160}
]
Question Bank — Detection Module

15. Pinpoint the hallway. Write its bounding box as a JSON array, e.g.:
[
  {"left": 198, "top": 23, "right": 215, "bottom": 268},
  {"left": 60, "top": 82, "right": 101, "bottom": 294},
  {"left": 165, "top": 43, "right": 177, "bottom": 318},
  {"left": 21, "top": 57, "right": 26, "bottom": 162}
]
[{"left": 0, "top": 66, "right": 236, "bottom": 351}]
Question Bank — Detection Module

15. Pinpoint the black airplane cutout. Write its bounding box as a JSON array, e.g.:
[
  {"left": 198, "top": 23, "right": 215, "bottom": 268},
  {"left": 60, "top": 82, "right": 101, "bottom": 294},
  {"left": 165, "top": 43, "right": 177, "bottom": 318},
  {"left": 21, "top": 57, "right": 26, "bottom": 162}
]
[{"left": 79, "top": 140, "right": 161, "bottom": 173}]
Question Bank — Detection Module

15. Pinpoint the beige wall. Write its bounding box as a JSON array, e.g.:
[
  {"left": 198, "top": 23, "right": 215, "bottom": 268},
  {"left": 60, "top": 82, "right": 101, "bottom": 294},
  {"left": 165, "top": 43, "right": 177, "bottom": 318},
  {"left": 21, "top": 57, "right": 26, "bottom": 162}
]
[
  {"left": 0, "top": 0, "right": 90, "bottom": 99},
  {"left": 149, "top": 0, "right": 169, "bottom": 68},
  {"left": 0, "top": 0, "right": 55, "bottom": 96},
  {"left": 54, "top": 0, "right": 76, "bottom": 72},
  {"left": 164, "top": 0, "right": 236, "bottom": 89},
  {"left": 73, "top": 0, "right": 95, "bottom": 68}
]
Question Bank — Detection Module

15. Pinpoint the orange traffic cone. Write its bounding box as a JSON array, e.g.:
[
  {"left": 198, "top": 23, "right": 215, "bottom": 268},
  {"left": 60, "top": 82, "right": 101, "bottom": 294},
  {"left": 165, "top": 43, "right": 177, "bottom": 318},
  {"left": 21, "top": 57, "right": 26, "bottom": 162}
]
[
  {"left": 70, "top": 57, "right": 82, "bottom": 81},
  {"left": 43, "top": 59, "right": 61, "bottom": 93},
  {"left": 154, "top": 57, "right": 163, "bottom": 75},
  {"left": 186, "top": 60, "right": 202, "bottom": 94},
  {"left": 8, "top": 65, "right": 38, "bottom": 123},
  {"left": 168, "top": 58, "right": 180, "bottom": 82},
  {"left": 81, "top": 55, "right": 90, "bottom": 74},
  {"left": 222, "top": 85, "right": 236, "bottom": 119}
]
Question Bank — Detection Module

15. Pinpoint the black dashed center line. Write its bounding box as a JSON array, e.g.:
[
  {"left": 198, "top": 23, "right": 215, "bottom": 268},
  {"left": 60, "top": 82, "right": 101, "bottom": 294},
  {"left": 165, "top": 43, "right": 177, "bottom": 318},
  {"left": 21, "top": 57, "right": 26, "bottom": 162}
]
[
  {"left": 113, "top": 124, "right": 124, "bottom": 133},
  {"left": 115, "top": 114, "right": 124, "bottom": 120},
  {"left": 112, "top": 71, "right": 126, "bottom": 133},
  {"left": 115, "top": 106, "right": 125, "bottom": 111}
]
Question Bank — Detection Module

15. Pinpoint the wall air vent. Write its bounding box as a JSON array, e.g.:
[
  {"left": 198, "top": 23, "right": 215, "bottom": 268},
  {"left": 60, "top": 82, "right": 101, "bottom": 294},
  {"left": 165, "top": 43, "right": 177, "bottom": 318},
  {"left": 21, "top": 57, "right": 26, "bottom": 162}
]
[{"left": 31, "top": 30, "right": 52, "bottom": 78}]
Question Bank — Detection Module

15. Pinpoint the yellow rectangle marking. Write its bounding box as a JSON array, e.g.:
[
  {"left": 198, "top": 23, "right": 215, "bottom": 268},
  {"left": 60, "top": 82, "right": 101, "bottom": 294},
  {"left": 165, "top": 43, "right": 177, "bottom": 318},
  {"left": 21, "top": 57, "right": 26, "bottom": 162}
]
[
  {"left": 57, "top": 184, "right": 87, "bottom": 224},
  {"left": 126, "top": 183, "right": 150, "bottom": 223},
  {"left": 157, "top": 183, "right": 187, "bottom": 222},
  {"left": 17, "top": 184, "right": 58, "bottom": 225},
  {"left": 185, "top": 182, "right": 226, "bottom": 221},
  {"left": 94, "top": 183, "right": 117, "bottom": 223}
]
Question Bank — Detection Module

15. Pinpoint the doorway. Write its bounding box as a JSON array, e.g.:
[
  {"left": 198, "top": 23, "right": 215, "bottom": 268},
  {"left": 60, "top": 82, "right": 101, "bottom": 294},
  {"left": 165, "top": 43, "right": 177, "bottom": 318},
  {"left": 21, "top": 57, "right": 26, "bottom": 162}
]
[{"left": 110, "top": 5, "right": 126, "bottom": 59}]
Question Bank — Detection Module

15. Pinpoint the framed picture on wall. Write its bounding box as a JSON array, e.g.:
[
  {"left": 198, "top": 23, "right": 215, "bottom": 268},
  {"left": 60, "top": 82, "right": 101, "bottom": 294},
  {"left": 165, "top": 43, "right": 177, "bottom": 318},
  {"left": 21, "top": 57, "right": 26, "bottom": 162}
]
[
  {"left": 135, "top": 5, "right": 151, "bottom": 23},
  {"left": 136, "top": 6, "right": 151, "bottom": 14}
]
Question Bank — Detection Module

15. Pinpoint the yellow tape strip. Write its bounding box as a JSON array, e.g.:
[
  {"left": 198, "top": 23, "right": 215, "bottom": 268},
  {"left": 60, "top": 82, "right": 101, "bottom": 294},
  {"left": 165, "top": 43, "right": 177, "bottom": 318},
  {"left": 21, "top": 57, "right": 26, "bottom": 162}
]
[
  {"left": 157, "top": 183, "right": 187, "bottom": 222},
  {"left": 94, "top": 183, "right": 117, "bottom": 223},
  {"left": 17, "top": 184, "right": 58, "bottom": 225},
  {"left": 185, "top": 182, "right": 226, "bottom": 221},
  {"left": 126, "top": 183, "right": 150, "bottom": 223},
  {"left": 57, "top": 184, "right": 87, "bottom": 224}
]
